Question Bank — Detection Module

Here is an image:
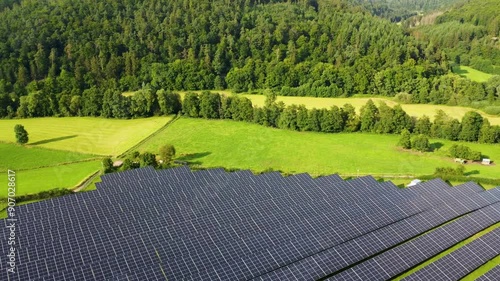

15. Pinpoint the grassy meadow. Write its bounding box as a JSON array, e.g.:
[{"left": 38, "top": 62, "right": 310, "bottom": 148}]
[
  {"left": 0, "top": 160, "right": 102, "bottom": 196},
  {"left": 0, "top": 116, "right": 172, "bottom": 156},
  {"left": 0, "top": 142, "right": 98, "bottom": 171},
  {"left": 137, "top": 118, "right": 500, "bottom": 179},
  {"left": 0, "top": 116, "right": 173, "bottom": 195},
  {"left": 452, "top": 65, "right": 494, "bottom": 83}
]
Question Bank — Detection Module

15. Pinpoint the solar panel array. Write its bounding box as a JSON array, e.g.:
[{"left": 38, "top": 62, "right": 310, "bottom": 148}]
[{"left": 1, "top": 166, "right": 499, "bottom": 281}]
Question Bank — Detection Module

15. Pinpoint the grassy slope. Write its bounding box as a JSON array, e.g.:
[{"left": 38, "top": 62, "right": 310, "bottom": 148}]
[
  {"left": 0, "top": 142, "right": 98, "bottom": 171},
  {"left": 0, "top": 160, "right": 101, "bottom": 195},
  {"left": 240, "top": 94, "right": 500, "bottom": 125},
  {"left": 0, "top": 116, "right": 172, "bottom": 156},
  {"left": 137, "top": 118, "right": 500, "bottom": 178},
  {"left": 452, "top": 65, "right": 494, "bottom": 83}
]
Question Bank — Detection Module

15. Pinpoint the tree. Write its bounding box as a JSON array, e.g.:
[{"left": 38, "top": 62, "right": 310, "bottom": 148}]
[
  {"left": 14, "top": 124, "right": 29, "bottom": 144},
  {"left": 478, "top": 119, "right": 496, "bottom": 144},
  {"left": 182, "top": 92, "right": 200, "bottom": 117},
  {"left": 411, "top": 134, "right": 430, "bottom": 152},
  {"left": 459, "top": 111, "right": 483, "bottom": 142},
  {"left": 278, "top": 105, "right": 298, "bottom": 130},
  {"left": 121, "top": 159, "right": 133, "bottom": 171},
  {"left": 302, "top": 108, "right": 318, "bottom": 132},
  {"left": 199, "top": 91, "right": 221, "bottom": 119},
  {"left": 159, "top": 144, "right": 176, "bottom": 165},
  {"left": 360, "top": 100, "right": 379, "bottom": 132},
  {"left": 296, "top": 105, "right": 309, "bottom": 131},
  {"left": 375, "top": 102, "right": 395, "bottom": 134},
  {"left": 341, "top": 104, "right": 360, "bottom": 132},
  {"left": 139, "top": 152, "right": 157, "bottom": 167},
  {"left": 157, "top": 89, "right": 181, "bottom": 115},
  {"left": 414, "top": 116, "right": 432, "bottom": 135},
  {"left": 449, "top": 144, "right": 482, "bottom": 161},
  {"left": 398, "top": 129, "right": 411, "bottom": 149},
  {"left": 102, "top": 158, "right": 114, "bottom": 173}
]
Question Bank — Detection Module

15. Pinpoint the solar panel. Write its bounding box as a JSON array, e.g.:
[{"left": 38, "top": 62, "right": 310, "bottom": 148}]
[
  {"left": 327, "top": 202, "right": 500, "bottom": 281},
  {"left": 477, "top": 265, "right": 500, "bottom": 281},
  {"left": 254, "top": 187, "right": 500, "bottom": 281},
  {"left": 1, "top": 166, "right": 498, "bottom": 281},
  {"left": 402, "top": 228, "right": 500, "bottom": 281}
]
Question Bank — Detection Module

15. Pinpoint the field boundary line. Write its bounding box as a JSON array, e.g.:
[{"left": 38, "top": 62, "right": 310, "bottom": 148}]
[
  {"left": 72, "top": 170, "right": 101, "bottom": 192},
  {"left": 117, "top": 114, "right": 181, "bottom": 158},
  {"left": 0, "top": 157, "right": 104, "bottom": 173}
]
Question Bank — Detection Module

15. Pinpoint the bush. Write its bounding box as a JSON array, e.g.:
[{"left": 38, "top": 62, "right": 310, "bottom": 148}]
[
  {"left": 483, "top": 106, "right": 500, "bottom": 116},
  {"left": 14, "top": 124, "right": 29, "bottom": 144},
  {"left": 394, "top": 92, "right": 413, "bottom": 104},
  {"left": 102, "top": 158, "right": 114, "bottom": 173},
  {"left": 398, "top": 129, "right": 411, "bottom": 149},
  {"left": 140, "top": 152, "right": 157, "bottom": 167},
  {"left": 434, "top": 166, "right": 465, "bottom": 176},
  {"left": 448, "top": 144, "right": 481, "bottom": 161},
  {"left": 411, "top": 134, "right": 430, "bottom": 152},
  {"left": 159, "top": 144, "right": 176, "bottom": 165}
]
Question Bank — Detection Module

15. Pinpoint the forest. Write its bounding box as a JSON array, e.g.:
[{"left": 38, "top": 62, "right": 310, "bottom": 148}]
[
  {"left": 354, "top": 0, "right": 462, "bottom": 22},
  {"left": 0, "top": 0, "right": 499, "bottom": 117},
  {"left": 408, "top": 0, "right": 500, "bottom": 75}
]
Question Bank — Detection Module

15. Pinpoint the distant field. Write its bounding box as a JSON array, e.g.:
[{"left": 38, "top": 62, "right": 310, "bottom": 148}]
[
  {"left": 241, "top": 94, "right": 500, "bottom": 125},
  {"left": 0, "top": 142, "right": 97, "bottom": 172},
  {"left": 0, "top": 160, "right": 101, "bottom": 196},
  {"left": 137, "top": 118, "right": 500, "bottom": 179},
  {"left": 452, "top": 65, "right": 494, "bottom": 83},
  {"left": 0, "top": 117, "right": 172, "bottom": 156}
]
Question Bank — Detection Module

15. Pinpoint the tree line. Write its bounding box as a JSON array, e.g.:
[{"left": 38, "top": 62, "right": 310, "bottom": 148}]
[{"left": 181, "top": 91, "right": 500, "bottom": 144}]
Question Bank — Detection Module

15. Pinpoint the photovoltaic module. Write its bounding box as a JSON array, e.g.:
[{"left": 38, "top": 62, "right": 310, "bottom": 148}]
[{"left": 1, "top": 166, "right": 499, "bottom": 280}]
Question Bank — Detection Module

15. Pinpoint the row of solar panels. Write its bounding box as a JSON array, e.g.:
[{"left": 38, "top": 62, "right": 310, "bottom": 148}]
[{"left": 1, "top": 166, "right": 499, "bottom": 280}]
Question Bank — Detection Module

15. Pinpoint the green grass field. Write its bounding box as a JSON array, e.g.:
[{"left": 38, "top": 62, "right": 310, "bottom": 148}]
[
  {"left": 240, "top": 94, "right": 500, "bottom": 126},
  {"left": 453, "top": 65, "right": 494, "bottom": 83},
  {"left": 0, "top": 160, "right": 101, "bottom": 196},
  {"left": 137, "top": 118, "right": 500, "bottom": 179},
  {"left": 0, "top": 142, "right": 98, "bottom": 172},
  {"left": 0, "top": 116, "right": 173, "bottom": 156}
]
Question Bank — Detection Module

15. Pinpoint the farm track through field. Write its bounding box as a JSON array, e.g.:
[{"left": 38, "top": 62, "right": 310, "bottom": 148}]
[{"left": 118, "top": 114, "right": 181, "bottom": 158}]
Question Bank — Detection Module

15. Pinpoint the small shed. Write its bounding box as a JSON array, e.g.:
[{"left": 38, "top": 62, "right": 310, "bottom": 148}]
[
  {"left": 482, "top": 158, "right": 491, "bottom": 165},
  {"left": 407, "top": 179, "right": 422, "bottom": 187},
  {"left": 113, "top": 160, "right": 124, "bottom": 168}
]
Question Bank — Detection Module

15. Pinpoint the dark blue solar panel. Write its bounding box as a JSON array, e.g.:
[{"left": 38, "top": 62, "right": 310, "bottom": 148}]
[
  {"left": 477, "top": 265, "right": 500, "bottom": 281},
  {"left": 1, "top": 165, "right": 497, "bottom": 281},
  {"left": 327, "top": 201, "right": 500, "bottom": 281},
  {"left": 403, "top": 228, "right": 500, "bottom": 281}
]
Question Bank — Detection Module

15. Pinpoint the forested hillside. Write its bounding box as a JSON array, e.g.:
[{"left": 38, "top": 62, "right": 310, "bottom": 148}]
[
  {"left": 0, "top": 0, "right": 499, "bottom": 119},
  {"left": 355, "top": 0, "right": 463, "bottom": 22},
  {"left": 411, "top": 0, "right": 500, "bottom": 75}
]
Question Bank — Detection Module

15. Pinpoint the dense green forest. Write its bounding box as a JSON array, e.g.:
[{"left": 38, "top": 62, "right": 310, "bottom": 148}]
[
  {"left": 410, "top": 0, "right": 500, "bottom": 75},
  {"left": 355, "top": 0, "right": 463, "bottom": 22},
  {"left": 0, "top": 0, "right": 499, "bottom": 120}
]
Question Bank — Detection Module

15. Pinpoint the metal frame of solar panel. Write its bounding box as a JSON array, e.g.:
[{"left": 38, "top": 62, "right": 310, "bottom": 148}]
[{"left": 1, "top": 166, "right": 499, "bottom": 281}]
